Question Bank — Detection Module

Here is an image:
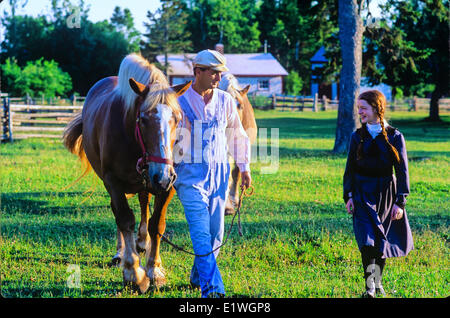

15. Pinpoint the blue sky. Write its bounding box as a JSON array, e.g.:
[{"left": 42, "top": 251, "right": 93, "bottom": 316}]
[
  {"left": 0, "top": 0, "right": 162, "bottom": 34},
  {"left": 0, "top": 0, "right": 383, "bottom": 39}
]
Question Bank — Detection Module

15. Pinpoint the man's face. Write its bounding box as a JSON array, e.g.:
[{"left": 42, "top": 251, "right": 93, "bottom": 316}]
[{"left": 196, "top": 68, "right": 222, "bottom": 90}]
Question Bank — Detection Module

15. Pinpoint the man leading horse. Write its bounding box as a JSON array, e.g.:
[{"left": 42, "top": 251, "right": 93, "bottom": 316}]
[{"left": 173, "top": 49, "right": 252, "bottom": 298}]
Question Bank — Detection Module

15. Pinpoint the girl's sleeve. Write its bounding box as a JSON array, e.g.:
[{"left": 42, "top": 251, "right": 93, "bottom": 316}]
[
  {"left": 343, "top": 132, "right": 358, "bottom": 204},
  {"left": 393, "top": 132, "right": 410, "bottom": 208}
]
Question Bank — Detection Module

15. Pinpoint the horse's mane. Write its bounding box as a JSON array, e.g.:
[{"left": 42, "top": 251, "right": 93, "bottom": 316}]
[
  {"left": 114, "top": 53, "right": 181, "bottom": 122},
  {"left": 219, "top": 72, "right": 242, "bottom": 99}
]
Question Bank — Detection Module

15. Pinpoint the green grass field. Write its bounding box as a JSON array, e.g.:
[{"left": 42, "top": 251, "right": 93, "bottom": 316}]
[{"left": 1, "top": 110, "right": 449, "bottom": 298}]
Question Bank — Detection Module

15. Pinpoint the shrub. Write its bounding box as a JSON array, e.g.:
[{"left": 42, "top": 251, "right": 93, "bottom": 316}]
[
  {"left": 1, "top": 58, "right": 72, "bottom": 98},
  {"left": 285, "top": 71, "right": 303, "bottom": 96}
]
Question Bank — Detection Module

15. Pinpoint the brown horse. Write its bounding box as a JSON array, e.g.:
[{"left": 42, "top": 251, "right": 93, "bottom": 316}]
[
  {"left": 218, "top": 73, "right": 257, "bottom": 215},
  {"left": 63, "top": 53, "right": 190, "bottom": 293}
]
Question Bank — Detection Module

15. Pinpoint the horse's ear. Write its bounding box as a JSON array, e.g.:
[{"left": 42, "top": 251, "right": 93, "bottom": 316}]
[
  {"left": 129, "top": 78, "right": 149, "bottom": 96},
  {"left": 240, "top": 84, "right": 250, "bottom": 96},
  {"left": 171, "top": 81, "right": 192, "bottom": 96}
]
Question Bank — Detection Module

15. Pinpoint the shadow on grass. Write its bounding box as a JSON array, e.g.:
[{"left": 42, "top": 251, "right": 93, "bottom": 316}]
[
  {"left": 0, "top": 281, "right": 124, "bottom": 298},
  {"left": 1, "top": 207, "right": 448, "bottom": 298},
  {"left": 2, "top": 190, "right": 448, "bottom": 243},
  {"left": 1, "top": 191, "right": 109, "bottom": 215},
  {"left": 276, "top": 147, "right": 338, "bottom": 159},
  {"left": 9, "top": 253, "right": 111, "bottom": 268},
  {"left": 255, "top": 114, "right": 450, "bottom": 144},
  {"left": 256, "top": 117, "right": 336, "bottom": 140},
  {"left": 1, "top": 280, "right": 252, "bottom": 298},
  {"left": 274, "top": 146, "right": 450, "bottom": 159}
]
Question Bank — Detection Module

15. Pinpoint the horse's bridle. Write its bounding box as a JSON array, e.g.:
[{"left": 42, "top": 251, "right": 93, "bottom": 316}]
[{"left": 134, "top": 104, "right": 174, "bottom": 176}]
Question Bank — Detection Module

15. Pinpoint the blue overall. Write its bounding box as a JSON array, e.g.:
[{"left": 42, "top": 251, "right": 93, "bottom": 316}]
[{"left": 174, "top": 93, "right": 230, "bottom": 297}]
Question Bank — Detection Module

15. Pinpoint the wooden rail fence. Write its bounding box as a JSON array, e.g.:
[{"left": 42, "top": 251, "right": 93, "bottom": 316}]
[
  {"left": 1, "top": 93, "right": 450, "bottom": 141},
  {"left": 1, "top": 97, "right": 82, "bottom": 141},
  {"left": 272, "top": 93, "right": 338, "bottom": 111},
  {"left": 249, "top": 93, "right": 450, "bottom": 112}
]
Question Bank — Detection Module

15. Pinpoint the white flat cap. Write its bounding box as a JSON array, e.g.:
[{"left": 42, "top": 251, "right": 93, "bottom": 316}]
[{"left": 193, "top": 49, "right": 229, "bottom": 72}]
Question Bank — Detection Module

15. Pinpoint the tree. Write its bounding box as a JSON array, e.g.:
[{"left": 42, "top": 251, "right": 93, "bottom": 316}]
[
  {"left": 1, "top": 58, "right": 72, "bottom": 97},
  {"left": 1, "top": 0, "right": 132, "bottom": 95},
  {"left": 362, "top": 20, "right": 432, "bottom": 101},
  {"left": 284, "top": 71, "right": 303, "bottom": 95},
  {"left": 333, "top": 0, "right": 365, "bottom": 154},
  {"left": 0, "top": 14, "right": 51, "bottom": 66},
  {"left": 110, "top": 6, "right": 141, "bottom": 52},
  {"left": 141, "top": 0, "right": 192, "bottom": 74},
  {"left": 205, "top": 0, "right": 260, "bottom": 52},
  {"left": 381, "top": 0, "right": 449, "bottom": 121},
  {"left": 44, "top": 17, "right": 130, "bottom": 95},
  {"left": 185, "top": 0, "right": 260, "bottom": 53},
  {"left": 256, "top": 0, "right": 338, "bottom": 95}
]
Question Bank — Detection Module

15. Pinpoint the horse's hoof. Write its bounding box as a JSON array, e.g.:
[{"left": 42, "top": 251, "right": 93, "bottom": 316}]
[
  {"left": 147, "top": 267, "right": 167, "bottom": 288},
  {"left": 109, "top": 256, "right": 122, "bottom": 267},
  {"left": 151, "top": 276, "right": 167, "bottom": 289},
  {"left": 123, "top": 267, "right": 150, "bottom": 294},
  {"left": 123, "top": 278, "right": 150, "bottom": 294}
]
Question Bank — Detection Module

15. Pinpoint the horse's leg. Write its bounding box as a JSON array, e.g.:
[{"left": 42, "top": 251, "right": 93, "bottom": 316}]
[
  {"left": 145, "top": 187, "right": 175, "bottom": 287},
  {"left": 110, "top": 227, "right": 124, "bottom": 266},
  {"left": 225, "top": 163, "right": 240, "bottom": 216},
  {"left": 136, "top": 191, "right": 152, "bottom": 254},
  {"left": 104, "top": 175, "right": 150, "bottom": 293}
]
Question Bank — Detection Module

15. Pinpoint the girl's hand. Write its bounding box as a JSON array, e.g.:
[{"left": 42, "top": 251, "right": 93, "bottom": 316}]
[
  {"left": 391, "top": 204, "right": 404, "bottom": 220},
  {"left": 346, "top": 198, "right": 354, "bottom": 215}
]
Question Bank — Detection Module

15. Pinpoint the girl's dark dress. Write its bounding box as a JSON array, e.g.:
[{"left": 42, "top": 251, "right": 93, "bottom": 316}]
[{"left": 344, "top": 125, "right": 414, "bottom": 258}]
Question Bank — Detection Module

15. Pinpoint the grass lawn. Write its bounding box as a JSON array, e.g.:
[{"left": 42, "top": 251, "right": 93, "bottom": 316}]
[{"left": 0, "top": 110, "right": 448, "bottom": 298}]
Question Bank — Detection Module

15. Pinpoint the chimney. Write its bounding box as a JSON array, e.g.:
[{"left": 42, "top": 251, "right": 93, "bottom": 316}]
[{"left": 215, "top": 43, "right": 224, "bottom": 54}]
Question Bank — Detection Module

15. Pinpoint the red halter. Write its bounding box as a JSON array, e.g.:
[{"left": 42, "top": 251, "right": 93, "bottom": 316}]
[{"left": 134, "top": 108, "right": 173, "bottom": 175}]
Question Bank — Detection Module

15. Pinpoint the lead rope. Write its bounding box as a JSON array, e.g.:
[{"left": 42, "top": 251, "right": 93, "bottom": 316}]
[{"left": 157, "top": 185, "right": 254, "bottom": 257}]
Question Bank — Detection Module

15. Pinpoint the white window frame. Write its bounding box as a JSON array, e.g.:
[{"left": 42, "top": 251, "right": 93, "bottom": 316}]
[{"left": 258, "top": 79, "right": 270, "bottom": 91}]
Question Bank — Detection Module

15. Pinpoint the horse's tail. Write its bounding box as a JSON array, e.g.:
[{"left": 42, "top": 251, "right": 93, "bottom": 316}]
[{"left": 63, "top": 113, "right": 92, "bottom": 187}]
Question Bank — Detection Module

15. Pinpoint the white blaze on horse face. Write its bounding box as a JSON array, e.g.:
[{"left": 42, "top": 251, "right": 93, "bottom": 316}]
[
  {"left": 155, "top": 103, "right": 174, "bottom": 158},
  {"left": 148, "top": 104, "right": 175, "bottom": 189}
]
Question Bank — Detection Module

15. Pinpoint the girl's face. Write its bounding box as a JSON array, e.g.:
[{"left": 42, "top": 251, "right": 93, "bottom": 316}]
[{"left": 357, "top": 99, "right": 379, "bottom": 124}]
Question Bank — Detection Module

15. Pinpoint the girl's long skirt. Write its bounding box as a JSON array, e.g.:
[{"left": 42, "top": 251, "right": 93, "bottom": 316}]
[{"left": 353, "top": 174, "right": 414, "bottom": 258}]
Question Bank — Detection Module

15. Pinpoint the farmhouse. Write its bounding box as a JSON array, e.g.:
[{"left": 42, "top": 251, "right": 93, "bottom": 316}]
[{"left": 156, "top": 45, "right": 288, "bottom": 96}]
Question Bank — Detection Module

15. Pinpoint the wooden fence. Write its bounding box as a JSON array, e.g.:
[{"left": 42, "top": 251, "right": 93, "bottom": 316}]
[
  {"left": 1, "top": 94, "right": 12, "bottom": 142},
  {"left": 1, "top": 93, "right": 450, "bottom": 142},
  {"left": 272, "top": 93, "right": 338, "bottom": 111},
  {"left": 249, "top": 93, "right": 450, "bottom": 112},
  {"left": 8, "top": 94, "right": 86, "bottom": 107},
  {"left": 1, "top": 96, "right": 82, "bottom": 141}
]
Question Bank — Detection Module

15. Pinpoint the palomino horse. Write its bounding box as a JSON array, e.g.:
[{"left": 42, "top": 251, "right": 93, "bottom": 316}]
[
  {"left": 63, "top": 53, "right": 191, "bottom": 293},
  {"left": 218, "top": 73, "right": 257, "bottom": 215}
]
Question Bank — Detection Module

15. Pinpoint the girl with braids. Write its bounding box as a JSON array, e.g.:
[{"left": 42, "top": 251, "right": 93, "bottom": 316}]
[{"left": 343, "top": 90, "right": 414, "bottom": 298}]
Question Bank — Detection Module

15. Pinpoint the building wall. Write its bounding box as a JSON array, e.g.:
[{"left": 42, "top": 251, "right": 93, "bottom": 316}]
[
  {"left": 171, "top": 76, "right": 284, "bottom": 96},
  {"left": 235, "top": 76, "right": 283, "bottom": 96}
]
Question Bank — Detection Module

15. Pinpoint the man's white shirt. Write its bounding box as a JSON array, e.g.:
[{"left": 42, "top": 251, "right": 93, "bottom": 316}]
[{"left": 176, "top": 85, "right": 251, "bottom": 172}]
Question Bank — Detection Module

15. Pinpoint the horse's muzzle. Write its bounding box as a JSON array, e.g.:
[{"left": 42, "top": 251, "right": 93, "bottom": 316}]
[{"left": 148, "top": 163, "right": 177, "bottom": 193}]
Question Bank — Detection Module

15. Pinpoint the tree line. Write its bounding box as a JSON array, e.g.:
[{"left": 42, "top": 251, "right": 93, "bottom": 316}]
[{"left": 1, "top": 0, "right": 448, "bottom": 121}]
